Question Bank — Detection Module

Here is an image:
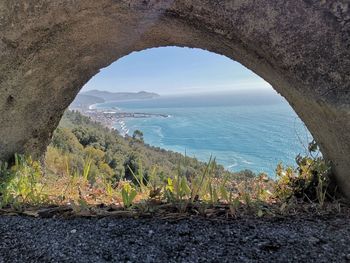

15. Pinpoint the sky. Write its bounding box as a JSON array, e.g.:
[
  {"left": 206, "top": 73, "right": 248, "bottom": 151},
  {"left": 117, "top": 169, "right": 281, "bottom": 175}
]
[{"left": 82, "top": 47, "right": 272, "bottom": 95}]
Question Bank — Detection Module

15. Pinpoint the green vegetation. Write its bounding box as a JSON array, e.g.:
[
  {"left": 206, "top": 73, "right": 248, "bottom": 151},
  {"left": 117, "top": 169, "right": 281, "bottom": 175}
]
[
  {"left": 274, "top": 140, "right": 337, "bottom": 207},
  {"left": 0, "top": 110, "right": 343, "bottom": 217},
  {"left": 132, "top": 130, "right": 144, "bottom": 143},
  {"left": 0, "top": 155, "right": 47, "bottom": 209},
  {"left": 121, "top": 182, "right": 137, "bottom": 208},
  {"left": 48, "top": 110, "right": 245, "bottom": 187}
]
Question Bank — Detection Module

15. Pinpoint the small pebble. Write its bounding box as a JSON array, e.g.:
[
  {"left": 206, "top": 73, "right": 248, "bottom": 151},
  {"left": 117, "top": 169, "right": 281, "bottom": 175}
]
[
  {"left": 70, "top": 229, "right": 77, "bottom": 234},
  {"left": 308, "top": 237, "right": 320, "bottom": 244}
]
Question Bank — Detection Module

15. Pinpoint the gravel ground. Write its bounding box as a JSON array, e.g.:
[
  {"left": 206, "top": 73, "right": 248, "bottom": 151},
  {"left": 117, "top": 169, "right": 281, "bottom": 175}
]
[{"left": 0, "top": 214, "right": 350, "bottom": 263}]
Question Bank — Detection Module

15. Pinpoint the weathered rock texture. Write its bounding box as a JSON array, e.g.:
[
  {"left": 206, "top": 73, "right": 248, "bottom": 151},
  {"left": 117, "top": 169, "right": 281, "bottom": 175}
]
[{"left": 0, "top": 1, "right": 349, "bottom": 195}]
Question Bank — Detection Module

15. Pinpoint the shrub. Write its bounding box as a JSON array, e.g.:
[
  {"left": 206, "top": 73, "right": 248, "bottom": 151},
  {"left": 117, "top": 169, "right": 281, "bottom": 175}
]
[
  {"left": 274, "top": 141, "right": 335, "bottom": 205},
  {"left": 0, "top": 155, "right": 48, "bottom": 209},
  {"left": 121, "top": 182, "right": 137, "bottom": 208}
]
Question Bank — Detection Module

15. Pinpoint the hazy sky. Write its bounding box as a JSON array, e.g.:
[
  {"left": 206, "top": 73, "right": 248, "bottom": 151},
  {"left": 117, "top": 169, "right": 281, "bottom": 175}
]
[{"left": 82, "top": 47, "right": 272, "bottom": 95}]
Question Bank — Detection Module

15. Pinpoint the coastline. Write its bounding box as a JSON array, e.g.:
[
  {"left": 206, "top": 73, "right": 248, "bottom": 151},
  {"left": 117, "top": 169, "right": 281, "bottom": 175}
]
[
  {"left": 69, "top": 103, "right": 169, "bottom": 136},
  {"left": 68, "top": 94, "right": 310, "bottom": 176}
]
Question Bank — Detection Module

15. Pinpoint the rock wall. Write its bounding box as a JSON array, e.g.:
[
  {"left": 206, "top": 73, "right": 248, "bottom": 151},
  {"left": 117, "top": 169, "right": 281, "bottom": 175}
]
[{"left": 0, "top": 0, "right": 349, "bottom": 196}]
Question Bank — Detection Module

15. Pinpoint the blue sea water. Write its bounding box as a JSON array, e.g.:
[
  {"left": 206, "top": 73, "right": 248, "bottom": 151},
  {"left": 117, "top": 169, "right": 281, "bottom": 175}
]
[{"left": 96, "top": 90, "right": 312, "bottom": 177}]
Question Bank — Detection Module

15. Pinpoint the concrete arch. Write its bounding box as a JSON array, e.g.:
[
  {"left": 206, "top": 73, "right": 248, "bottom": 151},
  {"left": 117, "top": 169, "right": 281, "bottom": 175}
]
[{"left": 0, "top": 1, "right": 349, "bottom": 195}]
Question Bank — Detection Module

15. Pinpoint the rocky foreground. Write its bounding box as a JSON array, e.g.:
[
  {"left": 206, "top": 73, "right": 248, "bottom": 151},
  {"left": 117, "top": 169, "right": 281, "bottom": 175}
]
[{"left": 0, "top": 214, "right": 349, "bottom": 263}]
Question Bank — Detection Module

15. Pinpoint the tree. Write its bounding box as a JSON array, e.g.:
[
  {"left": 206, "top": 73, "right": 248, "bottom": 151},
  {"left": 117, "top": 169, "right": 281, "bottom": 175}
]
[
  {"left": 108, "top": 158, "right": 118, "bottom": 169},
  {"left": 132, "top": 130, "right": 144, "bottom": 143},
  {"left": 123, "top": 153, "right": 139, "bottom": 182},
  {"left": 51, "top": 127, "right": 83, "bottom": 153}
]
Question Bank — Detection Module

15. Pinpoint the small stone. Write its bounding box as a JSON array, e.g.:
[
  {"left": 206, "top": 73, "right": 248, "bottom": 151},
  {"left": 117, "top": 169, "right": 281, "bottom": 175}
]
[
  {"left": 308, "top": 237, "right": 320, "bottom": 244},
  {"left": 70, "top": 229, "right": 77, "bottom": 234},
  {"left": 346, "top": 254, "right": 350, "bottom": 260},
  {"left": 322, "top": 244, "right": 333, "bottom": 252}
]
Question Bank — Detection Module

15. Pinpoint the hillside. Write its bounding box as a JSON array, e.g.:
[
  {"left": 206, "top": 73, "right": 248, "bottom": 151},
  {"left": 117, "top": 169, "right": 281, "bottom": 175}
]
[
  {"left": 69, "top": 94, "right": 105, "bottom": 109},
  {"left": 0, "top": 110, "right": 336, "bottom": 220},
  {"left": 47, "top": 110, "right": 254, "bottom": 183}
]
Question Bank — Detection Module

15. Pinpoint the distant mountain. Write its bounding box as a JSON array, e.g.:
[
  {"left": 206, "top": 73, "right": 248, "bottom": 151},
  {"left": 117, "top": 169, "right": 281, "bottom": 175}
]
[
  {"left": 70, "top": 94, "right": 105, "bottom": 109},
  {"left": 83, "top": 90, "right": 160, "bottom": 102},
  {"left": 70, "top": 90, "right": 160, "bottom": 109}
]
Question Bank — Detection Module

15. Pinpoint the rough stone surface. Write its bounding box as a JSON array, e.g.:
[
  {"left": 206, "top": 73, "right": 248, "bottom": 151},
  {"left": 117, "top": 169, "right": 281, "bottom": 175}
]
[
  {"left": 0, "top": 215, "right": 350, "bottom": 262},
  {"left": 0, "top": 1, "right": 349, "bottom": 194}
]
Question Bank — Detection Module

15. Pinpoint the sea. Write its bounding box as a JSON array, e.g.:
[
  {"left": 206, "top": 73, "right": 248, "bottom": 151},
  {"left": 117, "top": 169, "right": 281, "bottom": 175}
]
[{"left": 94, "top": 90, "right": 313, "bottom": 178}]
